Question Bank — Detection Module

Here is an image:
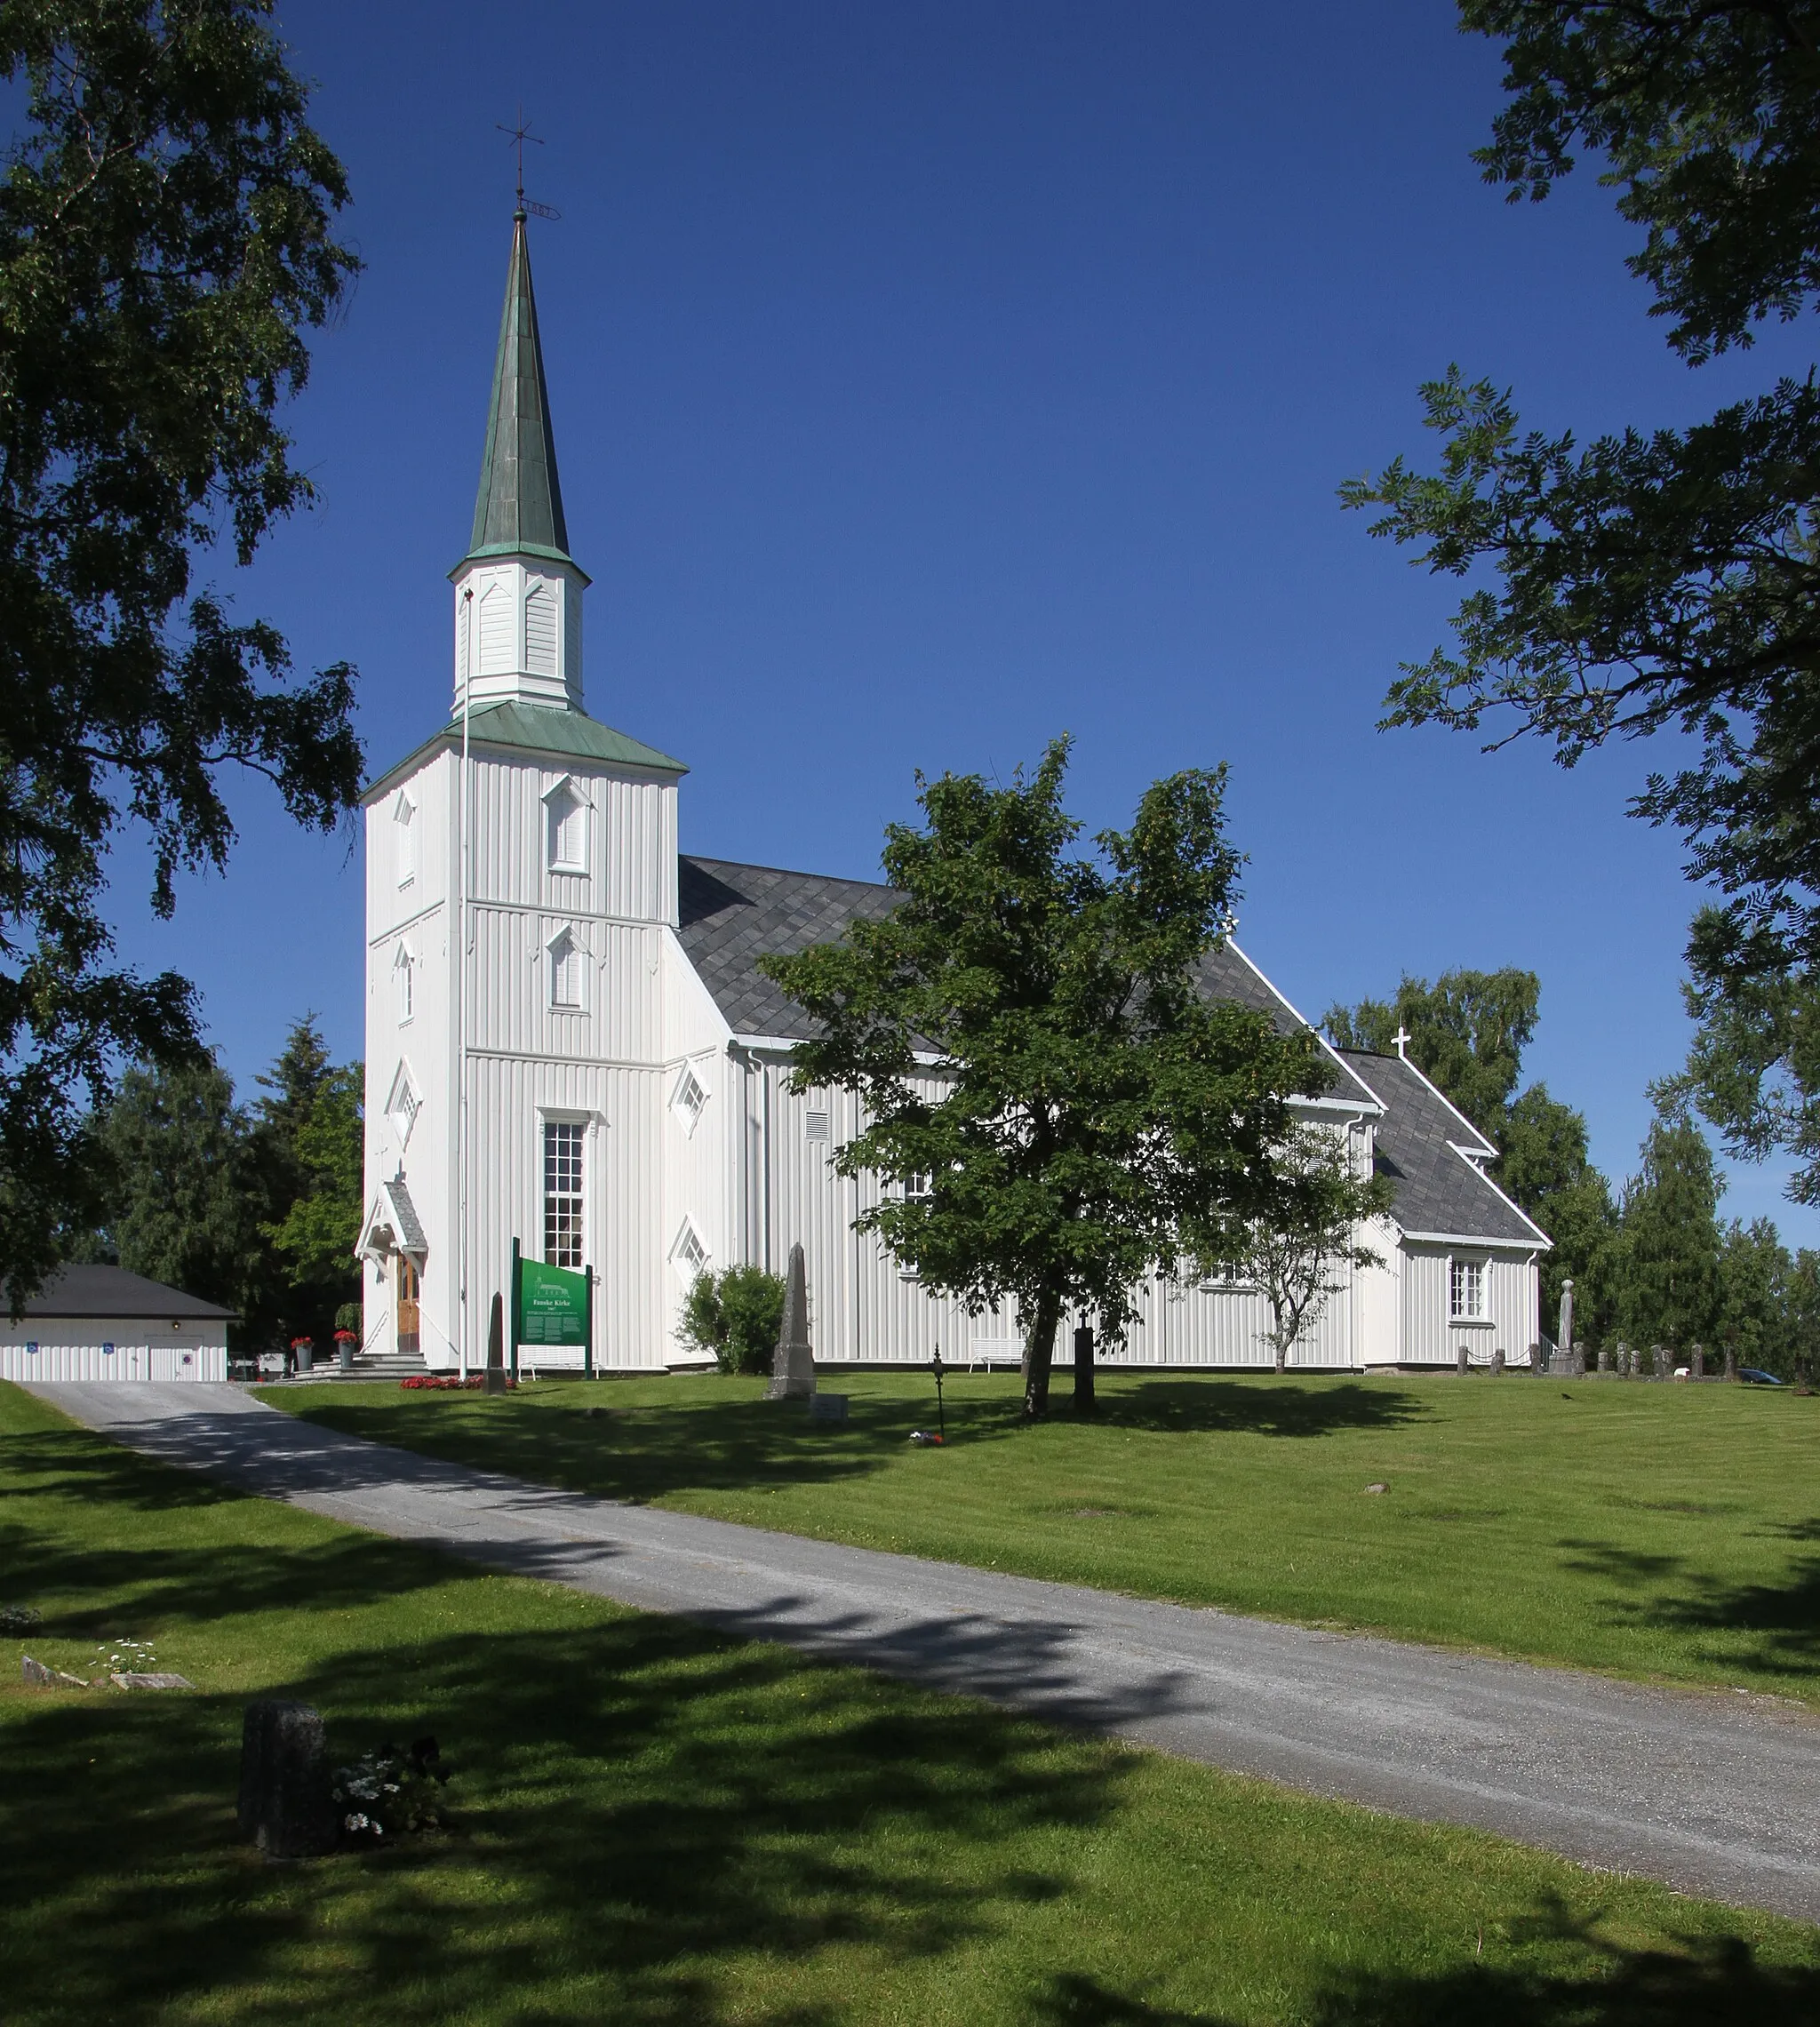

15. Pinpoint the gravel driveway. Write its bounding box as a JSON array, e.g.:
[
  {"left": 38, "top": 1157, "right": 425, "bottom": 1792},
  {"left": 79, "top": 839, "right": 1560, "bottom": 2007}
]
[{"left": 28, "top": 1379, "right": 1820, "bottom": 1923}]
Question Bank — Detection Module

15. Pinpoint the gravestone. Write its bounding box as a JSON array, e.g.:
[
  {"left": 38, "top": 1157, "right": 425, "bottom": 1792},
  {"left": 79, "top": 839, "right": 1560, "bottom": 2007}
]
[
  {"left": 21, "top": 1655, "right": 85, "bottom": 1688},
  {"left": 1597, "top": 1344, "right": 1611, "bottom": 1375},
  {"left": 808, "top": 1393, "right": 849, "bottom": 1424},
  {"left": 1725, "top": 1345, "right": 1739, "bottom": 1382},
  {"left": 1491, "top": 1348, "right": 1505, "bottom": 1377},
  {"left": 1652, "top": 1345, "right": 1670, "bottom": 1380},
  {"left": 483, "top": 1290, "right": 507, "bottom": 1395},
  {"left": 1530, "top": 1340, "right": 1545, "bottom": 1377},
  {"left": 238, "top": 1700, "right": 336, "bottom": 1859},
  {"left": 1616, "top": 1340, "right": 1632, "bottom": 1377},
  {"left": 1456, "top": 1343, "right": 1469, "bottom": 1377},
  {"left": 111, "top": 1671, "right": 193, "bottom": 1690},
  {"left": 767, "top": 1243, "right": 816, "bottom": 1401},
  {"left": 1691, "top": 1343, "right": 1705, "bottom": 1380}
]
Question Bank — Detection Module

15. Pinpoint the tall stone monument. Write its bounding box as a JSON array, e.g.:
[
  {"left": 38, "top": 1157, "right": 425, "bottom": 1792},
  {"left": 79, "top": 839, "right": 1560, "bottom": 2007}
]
[{"left": 768, "top": 1242, "right": 817, "bottom": 1401}]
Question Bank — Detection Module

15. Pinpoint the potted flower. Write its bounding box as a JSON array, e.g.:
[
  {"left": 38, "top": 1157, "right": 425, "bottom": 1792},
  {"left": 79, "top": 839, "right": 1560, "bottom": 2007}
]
[
  {"left": 290, "top": 1335, "right": 315, "bottom": 1377},
  {"left": 334, "top": 1328, "right": 358, "bottom": 1376}
]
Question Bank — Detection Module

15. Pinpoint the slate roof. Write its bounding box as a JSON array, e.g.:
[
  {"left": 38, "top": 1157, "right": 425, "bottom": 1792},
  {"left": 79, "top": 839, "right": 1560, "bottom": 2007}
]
[
  {"left": 18, "top": 1264, "right": 235, "bottom": 1321},
  {"left": 679, "top": 858, "right": 1365, "bottom": 1111},
  {"left": 679, "top": 857, "right": 904, "bottom": 1041},
  {"left": 1338, "top": 1049, "right": 1549, "bottom": 1247},
  {"left": 366, "top": 701, "right": 686, "bottom": 804}
]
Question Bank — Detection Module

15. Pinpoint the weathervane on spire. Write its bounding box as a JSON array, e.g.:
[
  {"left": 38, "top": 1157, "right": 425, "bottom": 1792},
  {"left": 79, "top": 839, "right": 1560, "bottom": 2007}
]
[{"left": 497, "top": 108, "right": 561, "bottom": 221}]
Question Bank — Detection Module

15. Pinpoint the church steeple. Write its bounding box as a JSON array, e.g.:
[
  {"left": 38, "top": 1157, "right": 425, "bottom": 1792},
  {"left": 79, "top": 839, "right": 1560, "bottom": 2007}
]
[
  {"left": 451, "top": 211, "right": 589, "bottom": 715},
  {"left": 465, "top": 211, "right": 572, "bottom": 566}
]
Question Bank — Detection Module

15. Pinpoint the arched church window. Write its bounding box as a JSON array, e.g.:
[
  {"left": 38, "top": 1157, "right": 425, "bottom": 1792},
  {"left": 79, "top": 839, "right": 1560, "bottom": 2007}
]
[
  {"left": 545, "top": 778, "right": 587, "bottom": 872},
  {"left": 548, "top": 928, "right": 584, "bottom": 1010},
  {"left": 392, "top": 943, "right": 415, "bottom": 1025},
  {"left": 524, "top": 580, "right": 557, "bottom": 677}
]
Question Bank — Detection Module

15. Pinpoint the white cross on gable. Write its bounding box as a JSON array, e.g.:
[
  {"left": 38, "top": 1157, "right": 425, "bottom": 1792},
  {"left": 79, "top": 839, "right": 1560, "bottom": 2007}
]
[{"left": 1392, "top": 1025, "right": 1412, "bottom": 1060}]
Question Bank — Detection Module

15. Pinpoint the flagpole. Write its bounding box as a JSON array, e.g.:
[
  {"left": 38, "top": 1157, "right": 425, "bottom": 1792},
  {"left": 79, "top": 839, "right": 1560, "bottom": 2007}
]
[{"left": 456, "top": 594, "right": 474, "bottom": 1383}]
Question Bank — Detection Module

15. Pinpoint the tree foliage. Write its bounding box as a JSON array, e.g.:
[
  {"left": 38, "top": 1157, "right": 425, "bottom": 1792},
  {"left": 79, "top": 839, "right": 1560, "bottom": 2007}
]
[
  {"left": 1617, "top": 1102, "right": 1724, "bottom": 1352},
  {"left": 82, "top": 1015, "right": 361, "bottom": 1350},
  {"left": 1323, "top": 967, "right": 1537, "bottom": 1138},
  {"left": 1341, "top": 3, "right": 1820, "bottom": 1199},
  {"left": 0, "top": 0, "right": 362, "bottom": 1307},
  {"left": 762, "top": 738, "right": 1340, "bottom": 1418},
  {"left": 1232, "top": 1121, "right": 1390, "bottom": 1372}
]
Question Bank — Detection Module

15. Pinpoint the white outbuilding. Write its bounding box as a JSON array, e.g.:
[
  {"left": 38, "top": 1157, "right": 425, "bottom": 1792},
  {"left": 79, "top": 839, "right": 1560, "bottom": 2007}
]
[
  {"left": 0, "top": 1264, "right": 232, "bottom": 1383},
  {"left": 359, "top": 209, "right": 1550, "bottom": 1378}
]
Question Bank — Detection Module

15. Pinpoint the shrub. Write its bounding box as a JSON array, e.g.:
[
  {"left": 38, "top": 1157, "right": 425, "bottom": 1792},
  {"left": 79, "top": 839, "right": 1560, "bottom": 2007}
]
[{"left": 678, "top": 1265, "right": 787, "bottom": 1376}]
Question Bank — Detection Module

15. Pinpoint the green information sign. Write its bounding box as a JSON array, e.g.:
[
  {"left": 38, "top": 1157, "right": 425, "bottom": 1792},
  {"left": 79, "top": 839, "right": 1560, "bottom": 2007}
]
[{"left": 518, "top": 1259, "right": 588, "bottom": 1346}]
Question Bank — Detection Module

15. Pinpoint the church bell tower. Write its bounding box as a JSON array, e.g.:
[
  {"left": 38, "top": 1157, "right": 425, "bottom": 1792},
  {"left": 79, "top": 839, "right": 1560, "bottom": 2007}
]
[{"left": 450, "top": 205, "right": 590, "bottom": 713}]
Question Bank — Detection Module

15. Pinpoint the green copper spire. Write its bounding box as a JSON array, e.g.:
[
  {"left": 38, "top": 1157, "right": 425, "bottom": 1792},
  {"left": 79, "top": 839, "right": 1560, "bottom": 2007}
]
[{"left": 466, "top": 211, "right": 572, "bottom": 565}]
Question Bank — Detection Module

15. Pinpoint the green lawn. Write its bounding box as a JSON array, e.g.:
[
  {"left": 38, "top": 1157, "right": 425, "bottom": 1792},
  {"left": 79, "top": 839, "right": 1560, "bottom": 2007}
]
[
  {"left": 3, "top": 1382, "right": 1818, "bottom": 2025},
  {"left": 268, "top": 1369, "right": 1820, "bottom": 1704}
]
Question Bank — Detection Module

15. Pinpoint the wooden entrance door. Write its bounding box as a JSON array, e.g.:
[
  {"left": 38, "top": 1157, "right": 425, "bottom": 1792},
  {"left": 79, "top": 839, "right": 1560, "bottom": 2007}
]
[{"left": 396, "top": 1257, "right": 420, "bottom": 1356}]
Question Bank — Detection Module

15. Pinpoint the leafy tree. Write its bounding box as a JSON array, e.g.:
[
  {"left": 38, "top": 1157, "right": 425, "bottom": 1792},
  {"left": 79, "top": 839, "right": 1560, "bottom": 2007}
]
[
  {"left": 678, "top": 1265, "right": 788, "bottom": 1377},
  {"left": 1328, "top": 971, "right": 1624, "bottom": 1337},
  {"left": 0, "top": 0, "right": 362, "bottom": 1308},
  {"left": 248, "top": 1015, "right": 358, "bottom": 1347},
  {"left": 1501, "top": 1082, "right": 1621, "bottom": 1337},
  {"left": 1717, "top": 1215, "right": 1792, "bottom": 1376},
  {"left": 261, "top": 1061, "right": 362, "bottom": 1342},
  {"left": 762, "top": 738, "right": 1339, "bottom": 1419},
  {"left": 1786, "top": 1250, "right": 1820, "bottom": 1380},
  {"left": 86, "top": 1053, "right": 259, "bottom": 1319},
  {"left": 1617, "top": 1104, "right": 1723, "bottom": 1353},
  {"left": 1324, "top": 969, "right": 1537, "bottom": 1140},
  {"left": 1231, "top": 1121, "right": 1391, "bottom": 1372},
  {"left": 1340, "top": 4, "right": 1820, "bottom": 1199}
]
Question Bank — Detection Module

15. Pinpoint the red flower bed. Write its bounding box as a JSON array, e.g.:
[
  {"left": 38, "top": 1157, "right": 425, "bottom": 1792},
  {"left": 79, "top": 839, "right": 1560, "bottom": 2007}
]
[{"left": 399, "top": 1374, "right": 516, "bottom": 1391}]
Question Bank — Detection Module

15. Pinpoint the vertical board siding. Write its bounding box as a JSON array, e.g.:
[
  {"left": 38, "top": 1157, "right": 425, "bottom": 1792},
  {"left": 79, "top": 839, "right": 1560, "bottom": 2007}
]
[{"left": 0, "top": 1326, "right": 228, "bottom": 1382}]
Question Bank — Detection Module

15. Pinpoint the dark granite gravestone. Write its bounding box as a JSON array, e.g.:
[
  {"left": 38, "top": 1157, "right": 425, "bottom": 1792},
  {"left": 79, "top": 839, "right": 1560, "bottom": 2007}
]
[
  {"left": 483, "top": 1290, "right": 507, "bottom": 1395},
  {"left": 238, "top": 1700, "right": 336, "bottom": 1859}
]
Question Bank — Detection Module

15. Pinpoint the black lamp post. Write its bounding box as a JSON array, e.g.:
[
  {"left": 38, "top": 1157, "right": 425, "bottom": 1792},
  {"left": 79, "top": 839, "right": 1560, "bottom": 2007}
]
[{"left": 930, "top": 1345, "right": 946, "bottom": 1443}]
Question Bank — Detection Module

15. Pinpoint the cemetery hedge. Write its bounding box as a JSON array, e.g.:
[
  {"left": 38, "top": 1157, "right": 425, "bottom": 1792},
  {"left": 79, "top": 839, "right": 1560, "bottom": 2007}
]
[
  {"left": 275, "top": 1368, "right": 1820, "bottom": 1705},
  {"left": 4, "top": 1379, "right": 1818, "bottom": 2025}
]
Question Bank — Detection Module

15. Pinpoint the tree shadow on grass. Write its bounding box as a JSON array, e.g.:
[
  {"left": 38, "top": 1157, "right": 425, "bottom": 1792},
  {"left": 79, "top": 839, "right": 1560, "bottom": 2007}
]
[
  {"left": 1298, "top": 1892, "right": 1820, "bottom": 2025},
  {"left": 275, "top": 1374, "right": 1430, "bottom": 1511},
  {"left": 1556, "top": 1529, "right": 1820, "bottom": 1687},
  {"left": 1, "top": 1607, "right": 1136, "bottom": 2026},
  {"left": 1082, "top": 1379, "right": 1427, "bottom": 1440}
]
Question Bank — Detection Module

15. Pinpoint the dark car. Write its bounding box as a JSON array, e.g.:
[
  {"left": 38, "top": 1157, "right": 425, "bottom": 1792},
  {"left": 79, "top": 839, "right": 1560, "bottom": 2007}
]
[{"left": 1739, "top": 1368, "right": 1787, "bottom": 1386}]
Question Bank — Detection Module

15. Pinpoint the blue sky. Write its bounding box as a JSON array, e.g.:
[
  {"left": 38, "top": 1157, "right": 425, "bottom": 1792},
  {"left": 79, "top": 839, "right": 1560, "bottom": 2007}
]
[{"left": 104, "top": 0, "right": 1817, "bottom": 1236}]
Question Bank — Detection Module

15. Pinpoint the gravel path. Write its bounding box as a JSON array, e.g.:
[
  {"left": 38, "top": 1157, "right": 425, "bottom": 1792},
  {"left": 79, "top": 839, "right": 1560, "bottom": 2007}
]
[{"left": 28, "top": 1379, "right": 1820, "bottom": 1923}]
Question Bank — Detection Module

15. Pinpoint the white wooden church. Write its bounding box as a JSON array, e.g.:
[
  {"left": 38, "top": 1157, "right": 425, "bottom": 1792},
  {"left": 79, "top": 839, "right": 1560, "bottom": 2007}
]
[{"left": 359, "top": 213, "right": 1549, "bottom": 1377}]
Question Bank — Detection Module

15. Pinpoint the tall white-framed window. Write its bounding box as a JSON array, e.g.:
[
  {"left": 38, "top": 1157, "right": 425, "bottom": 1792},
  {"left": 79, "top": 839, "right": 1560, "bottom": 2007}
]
[
  {"left": 543, "top": 1120, "right": 586, "bottom": 1268},
  {"left": 392, "top": 942, "right": 415, "bottom": 1025},
  {"left": 387, "top": 1062, "right": 420, "bottom": 1149},
  {"left": 1449, "top": 1257, "right": 1487, "bottom": 1321},
  {"left": 545, "top": 777, "right": 587, "bottom": 873},
  {"left": 547, "top": 927, "right": 584, "bottom": 1010},
  {"left": 393, "top": 791, "right": 416, "bottom": 889},
  {"left": 901, "top": 1172, "right": 934, "bottom": 1206},
  {"left": 670, "top": 1217, "right": 709, "bottom": 1287},
  {"left": 672, "top": 1064, "right": 708, "bottom": 1137}
]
